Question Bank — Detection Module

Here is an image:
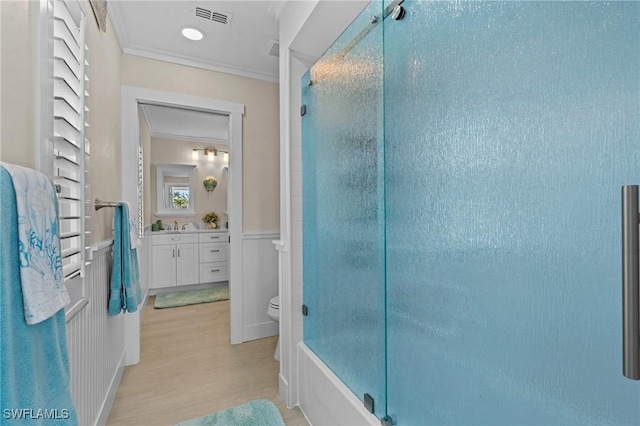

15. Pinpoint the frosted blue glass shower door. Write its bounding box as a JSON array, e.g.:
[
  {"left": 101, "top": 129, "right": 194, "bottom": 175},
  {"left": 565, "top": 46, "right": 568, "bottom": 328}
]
[
  {"left": 384, "top": 1, "right": 640, "bottom": 424},
  {"left": 301, "top": 1, "right": 386, "bottom": 418}
]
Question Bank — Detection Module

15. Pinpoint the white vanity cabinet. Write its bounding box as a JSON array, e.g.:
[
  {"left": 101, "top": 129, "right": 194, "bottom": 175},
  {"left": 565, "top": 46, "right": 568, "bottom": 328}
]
[
  {"left": 198, "top": 232, "right": 228, "bottom": 283},
  {"left": 151, "top": 233, "right": 199, "bottom": 288}
]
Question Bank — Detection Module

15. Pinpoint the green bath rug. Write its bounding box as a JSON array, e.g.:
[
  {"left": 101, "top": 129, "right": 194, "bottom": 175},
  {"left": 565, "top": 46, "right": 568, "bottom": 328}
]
[
  {"left": 173, "top": 399, "right": 285, "bottom": 426},
  {"left": 154, "top": 286, "right": 228, "bottom": 309}
]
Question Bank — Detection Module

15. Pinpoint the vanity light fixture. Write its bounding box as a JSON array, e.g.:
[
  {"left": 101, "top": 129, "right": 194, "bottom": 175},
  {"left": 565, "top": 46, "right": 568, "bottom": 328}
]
[
  {"left": 181, "top": 26, "right": 205, "bottom": 41},
  {"left": 192, "top": 147, "right": 228, "bottom": 163},
  {"left": 192, "top": 147, "right": 217, "bottom": 161}
]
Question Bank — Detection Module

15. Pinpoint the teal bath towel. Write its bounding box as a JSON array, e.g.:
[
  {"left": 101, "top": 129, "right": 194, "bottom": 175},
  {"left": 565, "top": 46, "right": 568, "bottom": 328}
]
[
  {"left": 0, "top": 168, "right": 78, "bottom": 425},
  {"left": 0, "top": 162, "right": 69, "bottom": 325},
  {"left": 108, "top": 202, "right": 141, "bottom": 315}
]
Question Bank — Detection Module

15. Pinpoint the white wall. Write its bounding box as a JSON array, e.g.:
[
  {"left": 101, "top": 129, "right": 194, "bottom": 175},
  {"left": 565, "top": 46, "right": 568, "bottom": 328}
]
[
  {"left": 242, "top": 233, "right": 280, "bottom": 342},
  {"left": 87, "top": 5, "right": 122, "bottom": 243},
  {"left": 149, "top": 137, "right": 228, "bottom": 228},
  {"left": 121, "top": 54, "right": 280, "bottom": 234},
  {"left": 0, "top": 1, "right": 36, "bottom": 168}
]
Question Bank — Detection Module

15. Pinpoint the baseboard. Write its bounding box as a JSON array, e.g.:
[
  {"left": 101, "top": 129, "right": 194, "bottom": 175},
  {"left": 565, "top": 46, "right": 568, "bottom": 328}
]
[
  {"left": 95, "top": 349, "right": 126, "bottom": 426},
  {"left": 242, "top": 232, "right": 280, "bottom": 240},
  {"left": 297, "top": 343, "right": 378, "bottom": 426},
  {"left": 279, "top": 373, "right": 291, "bottom": 408},
  {"left": 140, "top": 287, "right": 149, "bottom": 312},
  {"left": 243, "top": 321, "right": 278, "bottom": 342}
]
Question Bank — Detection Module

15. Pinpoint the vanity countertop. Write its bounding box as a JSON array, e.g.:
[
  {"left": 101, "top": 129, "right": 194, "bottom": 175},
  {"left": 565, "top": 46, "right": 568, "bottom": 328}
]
[{"left": 149, "top": 229, "right": 228, "bottom": 235}]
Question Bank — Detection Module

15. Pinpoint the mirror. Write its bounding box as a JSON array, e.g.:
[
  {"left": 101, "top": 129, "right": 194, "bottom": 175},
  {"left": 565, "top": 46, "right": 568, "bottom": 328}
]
[{"left": 155, "top": 164, "right": 196, "bottom": 216}]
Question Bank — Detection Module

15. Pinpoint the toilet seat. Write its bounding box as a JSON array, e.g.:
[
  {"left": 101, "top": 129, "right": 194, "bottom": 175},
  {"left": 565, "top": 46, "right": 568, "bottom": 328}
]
[
  {"left": 267, "top": 296, "right": 280, "bottom": 361},
  {"left": 267, "top": 296, "right": 280, "bottom": 321},
  {"left": 269, "top": 296, "right": 279, "bottom": 310}
]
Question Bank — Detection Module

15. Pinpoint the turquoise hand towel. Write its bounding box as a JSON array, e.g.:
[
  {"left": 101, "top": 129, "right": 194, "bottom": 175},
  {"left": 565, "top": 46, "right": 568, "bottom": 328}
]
[
  {"left": 108, "top": 202, "right": 141, "bottom": 315},
  {"left": 0, "top": 168, "right": 78, "bottom": 425}
]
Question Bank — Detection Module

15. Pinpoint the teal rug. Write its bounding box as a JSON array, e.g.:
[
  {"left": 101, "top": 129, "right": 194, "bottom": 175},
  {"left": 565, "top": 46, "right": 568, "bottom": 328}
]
[
  {"left": 154, "top": 286, "right": 229, "bottom": 309},
  {"left": 173, "top": 399, "right": 285, "bottom": 426}
]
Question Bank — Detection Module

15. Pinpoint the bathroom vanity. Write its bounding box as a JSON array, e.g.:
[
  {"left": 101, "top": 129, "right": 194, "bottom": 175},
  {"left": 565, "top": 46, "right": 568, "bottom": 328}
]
[{"left": 150, "top": 230, "right": 228, "bottom": 289}]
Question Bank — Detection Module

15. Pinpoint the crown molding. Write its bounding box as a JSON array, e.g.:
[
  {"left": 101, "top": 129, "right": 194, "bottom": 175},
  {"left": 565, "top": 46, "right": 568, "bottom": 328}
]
[
  {"left": 106, "top": 1, "right": 127, "bottom": 53},
  {"left": 150, "top": 132, "right": 229, "bottom": 145},
  {"left": 140, "top": 104, "right": 230, "bottom": 144},
  {"left": 121, "top": 44, "right": 278, "bottom": 83}
]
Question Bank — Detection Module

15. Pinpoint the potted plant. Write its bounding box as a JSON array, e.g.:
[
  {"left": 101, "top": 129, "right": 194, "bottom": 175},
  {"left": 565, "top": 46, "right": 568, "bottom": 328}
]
[{"left": 202, "top": 211, "right": 219, "bottom": 229}]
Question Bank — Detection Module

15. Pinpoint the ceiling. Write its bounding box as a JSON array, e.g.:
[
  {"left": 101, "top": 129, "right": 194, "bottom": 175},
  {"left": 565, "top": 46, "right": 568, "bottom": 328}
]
[
  {"left": 114, "top": 1, "right": 284, "bottom": 142},
  {"left": 112, "top": 1, "right": 368, "bottom": 142},
  {"left": 109, "top": 1, "right": 284, "bottom": 83},
  {"left": 140, "top": 104, "right": 229, "bottom": 143}
]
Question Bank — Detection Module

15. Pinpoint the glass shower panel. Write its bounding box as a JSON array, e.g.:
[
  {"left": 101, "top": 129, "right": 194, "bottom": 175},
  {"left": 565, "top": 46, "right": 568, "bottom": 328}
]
[
  {"left": 302, "top": 0, "right": 385, "bottom": 416},
  {"left": 385, "top": 1, "right": 640, "bottom": 424}
]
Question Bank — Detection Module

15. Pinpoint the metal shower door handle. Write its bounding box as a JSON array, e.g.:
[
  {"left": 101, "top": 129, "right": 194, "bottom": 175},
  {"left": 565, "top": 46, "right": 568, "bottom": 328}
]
[{"left": 622, "top": 185, "right": 640, "bottom": 380}]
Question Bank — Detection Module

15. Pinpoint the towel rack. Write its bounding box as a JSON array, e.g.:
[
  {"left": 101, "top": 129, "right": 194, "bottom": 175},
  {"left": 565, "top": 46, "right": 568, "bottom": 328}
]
[{"left": 95, "top": 198, "right": 118, "bottom": 211}]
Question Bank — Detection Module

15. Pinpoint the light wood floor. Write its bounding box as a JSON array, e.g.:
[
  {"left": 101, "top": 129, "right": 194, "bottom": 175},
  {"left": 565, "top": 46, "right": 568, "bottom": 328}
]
[{"left": 107, "top": 297, "right": 308, "bottom": 426}]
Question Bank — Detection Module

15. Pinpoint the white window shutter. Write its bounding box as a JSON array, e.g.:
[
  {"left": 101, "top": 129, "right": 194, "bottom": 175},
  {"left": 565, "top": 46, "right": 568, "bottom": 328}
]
[{"left": 52, "top": 0, "right": 90, "bottom": 280}]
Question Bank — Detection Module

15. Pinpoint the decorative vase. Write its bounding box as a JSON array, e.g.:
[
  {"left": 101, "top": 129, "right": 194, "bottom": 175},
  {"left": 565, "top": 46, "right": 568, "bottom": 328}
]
[{"left": 206, "top": 222, "right": 217, "bottom": 229}]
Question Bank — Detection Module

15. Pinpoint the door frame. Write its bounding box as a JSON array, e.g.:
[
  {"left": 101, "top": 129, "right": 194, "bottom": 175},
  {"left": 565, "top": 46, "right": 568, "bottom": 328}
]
[{"left": 121, "top": 86, "right": 245, "bottom": 365}]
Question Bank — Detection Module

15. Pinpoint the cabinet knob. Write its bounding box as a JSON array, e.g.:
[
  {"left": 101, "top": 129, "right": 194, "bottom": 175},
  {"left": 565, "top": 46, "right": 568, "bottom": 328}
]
[
  {"left": 210, "top": 269, "right": 220, "bottom": 272},
  {"left": 211, "top": 249, "right": 220, "bottom": 253}
]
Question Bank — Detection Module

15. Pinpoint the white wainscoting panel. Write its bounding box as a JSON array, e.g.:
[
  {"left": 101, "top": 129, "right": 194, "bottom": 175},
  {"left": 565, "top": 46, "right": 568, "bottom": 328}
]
[
  {"left": 66, "top": 242, "right": 126, "bottom": 426},
  {"left": 125, "top": 236, "right": 150, "bottom": 365},
  {"left": 242, "top": 233, "right": 280, "bottom": 341}
]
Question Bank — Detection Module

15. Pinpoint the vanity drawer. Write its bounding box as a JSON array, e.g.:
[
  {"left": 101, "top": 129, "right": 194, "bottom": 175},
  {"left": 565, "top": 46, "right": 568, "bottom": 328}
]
[
  {"left": 199, "top": 243, "right": 228, "bottom": 263},
  {"left": 152, "top": 233, "right": 197, "bottom": 245},
  {"left": 200, "top": 262, "right": 228, "bottom": 283},
  {"left": 198, "top": 233, "right": 228, "bottom": 243}
]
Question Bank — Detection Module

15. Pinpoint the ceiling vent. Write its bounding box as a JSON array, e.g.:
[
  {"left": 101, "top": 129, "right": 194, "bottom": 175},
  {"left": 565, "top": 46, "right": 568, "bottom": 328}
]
[
  {"left": 267, "top": 40, "right": 280, "bottom": 58},
  {"left": 194, "top": 6, "right": 232, "bottom": 25}
]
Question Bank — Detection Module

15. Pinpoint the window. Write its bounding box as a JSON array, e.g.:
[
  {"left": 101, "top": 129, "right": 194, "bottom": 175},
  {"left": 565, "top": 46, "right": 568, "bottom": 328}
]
[
  {"left": 155, "top": 164, "right": 197, "bottom": 217},
  {"left": 169, "top": 186, "right": 190, "bottom": 209}
]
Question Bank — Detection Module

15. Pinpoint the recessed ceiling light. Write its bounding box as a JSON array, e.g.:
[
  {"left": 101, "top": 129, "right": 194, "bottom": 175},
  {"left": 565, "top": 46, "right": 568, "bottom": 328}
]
[{"left": 181, "top": 27, "right": 204, "bottom": 41}]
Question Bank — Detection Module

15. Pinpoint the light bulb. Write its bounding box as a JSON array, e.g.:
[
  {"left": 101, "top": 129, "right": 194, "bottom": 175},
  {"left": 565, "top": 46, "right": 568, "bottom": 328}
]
[
  {"left": 181, "top": 27, "right": 204, "bottom": 41},
  {"left": 223, "top": 152, "right": 229, "bottom": 164},
  {"left": 207, "top": 150, "right": 214, "bottom": 162},
  {"left": 192, "top": 149, "right": 199, "bottom": 160}
]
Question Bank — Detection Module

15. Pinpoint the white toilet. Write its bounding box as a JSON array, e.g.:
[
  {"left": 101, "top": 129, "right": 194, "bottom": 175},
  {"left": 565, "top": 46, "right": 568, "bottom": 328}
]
[{"left": 267, "top": 296, "right": 280, "bottom": 361}]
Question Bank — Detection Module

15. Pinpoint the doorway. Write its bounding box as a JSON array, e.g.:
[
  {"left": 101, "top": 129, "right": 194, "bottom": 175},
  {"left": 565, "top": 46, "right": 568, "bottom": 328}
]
[{"left": 121, "top": 86, "right": 245, "bottom": 365}]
